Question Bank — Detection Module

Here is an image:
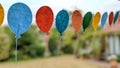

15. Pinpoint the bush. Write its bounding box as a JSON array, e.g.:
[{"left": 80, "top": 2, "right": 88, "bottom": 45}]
[
  {"left": 79, "top": 49, "right": 87, "bottom": 57},
  {"left": 28, "top": 44, "right": 45, "bottom": 58},
  {"left": 3, "top": 25, "right": 45, "bottom": 61},
  {"left": 49, "top": 38, "right": 58, "bottom": 56},
  {"left": 62, "top": 45, "right": 73, "bottom": 54},
  {"left": 117, "top": 55, "right": 120, "bottom": 62},
  {"left": 49, "top": 28, "right": 59, "bottom": 56},
  {"left": 0, "top": 28, "right": 11, "bottom": 60},
  {"left": 107, "top": 55, "right": 118, "bottom": 61},
  {"left": 49, "top": 27, "right": 75, "bottom": 55},
  {"left": 91, "top": 37, "right": 102, "bottom": 57},
  {"left": 16, "top": 25, "right": 45, "bottom": 59}
]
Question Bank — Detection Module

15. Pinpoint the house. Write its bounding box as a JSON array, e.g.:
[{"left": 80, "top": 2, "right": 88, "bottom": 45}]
[
  {"left": 78, "top": 15, "right": 120, "bottom": 59},
  {"left": 103, "top": 16, "right": 120, "bottom": 56}
]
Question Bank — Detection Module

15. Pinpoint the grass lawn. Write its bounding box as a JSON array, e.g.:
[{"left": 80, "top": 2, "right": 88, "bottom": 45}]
[{"left": 0, "top": 55, "right": 104, "bottom": 68}]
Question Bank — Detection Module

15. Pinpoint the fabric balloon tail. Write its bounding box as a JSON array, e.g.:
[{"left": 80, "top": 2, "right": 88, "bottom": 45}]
[
  {"left": 44, "top": 35, "right": 51, "bottom": 57},
  {"left": 75, "top": 32, "right": 80, "bottom": 58},
  {"left": 93, "top": 30, "right": 97, "bottom": 45},
  {"left": 57, "top": 35, "right": 62, "bottom": 56},
  {"left": 15, "top": 39, "right": 18, "bottom": 64},
  {"left": 15, "top": 25, "right": 20, "bottom": 65}
]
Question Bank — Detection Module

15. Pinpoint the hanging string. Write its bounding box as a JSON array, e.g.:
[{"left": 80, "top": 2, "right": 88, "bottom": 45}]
[
  {"left": 44, "top": 35, "right": 50, "bottom": 57},
  {"left": 92, "top": 30, "right": 97, "bottom": 45},
  {"left": 15, "top": 38, "right": 18, "bottom": 67},
  {"left": 60, "top": 35, "right": 62, "bottom": 55},
  {"left": 75, "top": 32, "right": 80, "bottom": 57},
  {"left": 57, "top": 35, "right": 62, "bottom": 55},
  {"left": 60, "top": 35, "right": 62, "bottom": 45},
  {"left": 15, "top": 25, "right": 19, "bottom": 67}
]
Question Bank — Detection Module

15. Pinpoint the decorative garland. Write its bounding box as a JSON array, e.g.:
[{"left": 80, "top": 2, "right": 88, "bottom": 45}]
[
  {"left": 0, "top": 2, "right": 119, "bottom": 37},
  {"left": 0, "top": 2, "right": 120, "bottom": 62}
]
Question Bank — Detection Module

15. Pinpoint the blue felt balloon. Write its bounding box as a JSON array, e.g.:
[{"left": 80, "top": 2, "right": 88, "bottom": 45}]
[
  {"left": 55, "top": 10, "right": 69, "bottom": 36},
  {"left": 114, "top": 11, "right": 119, "bottom": 24},
  {"left": 7, "top": 3, "right": 32, "bottom": 39},
  {"left": 101, "top": 12, "right": 108, "bottom": 27}
]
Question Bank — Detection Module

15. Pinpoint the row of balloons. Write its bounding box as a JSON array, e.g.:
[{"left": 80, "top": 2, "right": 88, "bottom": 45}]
[{"left": 0, "top": 2, "right": 120, "bottom": 39}]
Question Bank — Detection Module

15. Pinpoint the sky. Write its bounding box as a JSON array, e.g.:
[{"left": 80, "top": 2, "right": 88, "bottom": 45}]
[{"left": 0, "top": 0, "right": 120, "bottom": 25}]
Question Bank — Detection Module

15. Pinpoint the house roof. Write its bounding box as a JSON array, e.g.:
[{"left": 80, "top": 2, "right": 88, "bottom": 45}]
[{"left": 103, "top": 16, "right": 120, "bottom": 32}]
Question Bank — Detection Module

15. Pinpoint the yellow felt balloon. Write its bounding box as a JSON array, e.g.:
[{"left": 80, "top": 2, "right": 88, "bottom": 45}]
[
  {"left": 92, "top": 12, "right": 101, "bottom": 30},
  {"left": 0, "top": 4, "right": 4, "bottom": 26}
]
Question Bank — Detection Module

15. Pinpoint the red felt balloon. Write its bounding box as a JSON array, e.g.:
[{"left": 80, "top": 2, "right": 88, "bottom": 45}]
[
  {"left": 72, "top": 10, "right": 82, "bottom": 33},
  {"left": 109, "top": 11, "right": 114, "bottom": 26},
  {"left": 36, "top": 6, "right": 54, "bottom": 35}
]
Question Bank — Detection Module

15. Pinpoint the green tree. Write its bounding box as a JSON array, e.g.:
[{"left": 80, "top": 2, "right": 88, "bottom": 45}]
[
  {"left": 49, "top": 28, "right": 59, "bottom": 56},
  {"left": 0, "top": 28, "right": 11, "bottom": 60},
  {"left": 4, "top": 25, "right": 45, "bottom": 60}
]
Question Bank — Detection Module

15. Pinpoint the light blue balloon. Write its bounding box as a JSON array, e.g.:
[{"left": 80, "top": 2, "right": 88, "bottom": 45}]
[
  {"left": 7, "top": 3, "right": 32, "bottom": 39},
  {"left": 114, "top": 11, "right": 119, "bottom": 24},
  {"left": 101, "top": 12, "right": 108, "bottom": 27},
  {"left": 55, "top": 10, "right": 69, "bottom": 36}
]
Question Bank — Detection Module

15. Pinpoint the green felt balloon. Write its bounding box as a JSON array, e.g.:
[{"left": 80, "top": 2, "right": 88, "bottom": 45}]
[{"left": 83, "top": 12, "right": 92, "bottom": 31}]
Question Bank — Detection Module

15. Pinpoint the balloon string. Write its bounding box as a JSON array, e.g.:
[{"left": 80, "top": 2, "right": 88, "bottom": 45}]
[
  {"left": 93, "top": 30, "right": 97, "bottom": 39},
  {"left": 15, "top": 24, "right": 19, "bottom": 66},
  {"left": 75, "top": 32, "right": 80, "bottom": 56},
  {"left": 60, "top": 35, "right": 62, "bottom": 43},
  {"left": 58, "top": 35, "right": 62, "bottom": 55},
  {"left": 15, "top": 39, "right": 18, "bottom": 67},
  {"left": 60, "top": 36, "right": 62, "bottom": 54}
]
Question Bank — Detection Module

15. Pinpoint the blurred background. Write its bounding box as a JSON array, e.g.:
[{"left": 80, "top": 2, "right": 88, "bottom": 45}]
[{"left": 0, "top": 0, "right": 120, "bottom": 68}]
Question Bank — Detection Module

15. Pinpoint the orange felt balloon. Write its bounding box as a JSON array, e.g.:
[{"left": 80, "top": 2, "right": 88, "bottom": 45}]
[
  {"left": 72, "top": 10, "right": 82, "bottom": 33},
  {"left": 36, "top": 6, "right": 54, "bottom": 35},
  {"left": 109, "top": 11, "right": 114, "bottom": 26}
]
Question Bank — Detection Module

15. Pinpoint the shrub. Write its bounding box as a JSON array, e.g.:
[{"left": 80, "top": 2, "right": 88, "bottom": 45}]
[
  {"left": 49, "top": 38, "right": 58, "bottom": 56},
  {"left": 0, "top": 28, "right": 11, "bottom": 60},
  {"left": 117, "top": 55, "right": 120, "bottom": 62},
  {"left": 62, "top": 45, "right": 73, "bottom": 54},
  {"left": 49, "top": 28, "right": 59, "bottom": 56},
  {"left": 4, "top": 25, "right": 45, "bottom": 61},
  {"left": 28, "top": 44, "right": 45, "bottom": 58},
  {"left": 107, "top": 55, "right": 118, "bottom": 61},
  {"left": 91, "top": 37, "right": 102, "bottom": 57},
  {"left": 79, "top": 50, "right": 87, "bottom": 57}
]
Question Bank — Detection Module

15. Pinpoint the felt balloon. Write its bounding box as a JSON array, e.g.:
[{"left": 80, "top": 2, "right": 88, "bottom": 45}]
[
  {"left": 109, "top": 11, "right": 114, "bottom": 26},
  {"left": 114, "top": 11, "right": 119, "bottom": 24},
  {"left": 36, "top": 6, "right": 54, "bottom": 35},
  {"left": 101, "top": 12, "right": 108, "bottom": 27},
  {"left": 0, "top": 3, "right": 4, "bottom": 26},
  {"left": 92, "top": 12, "right": 101, "bottom": 30},
  {"left": 83, "top": 12, "right": 92, "bottom": 31},
  {"left": 72, "top": 10, "right": 82, "bottom": 33},
  {"left": 7, "top": 3, "right": 32, "bottom": 39},
  {"left": 55, "top": 10, "right": 69, "bottom": 36}
]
